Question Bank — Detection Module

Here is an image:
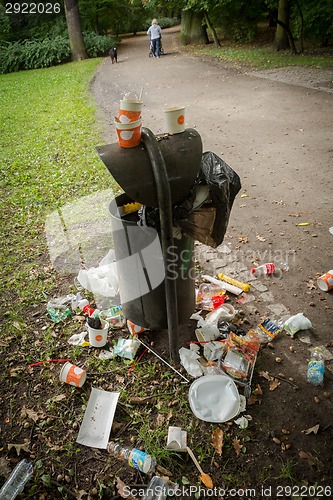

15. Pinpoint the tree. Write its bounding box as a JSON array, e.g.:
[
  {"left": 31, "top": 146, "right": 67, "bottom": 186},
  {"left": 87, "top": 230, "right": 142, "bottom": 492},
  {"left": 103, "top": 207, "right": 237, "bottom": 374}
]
[
  {"left": 274, "top": 0, "right": 290, "bottom": 50},
  {"left": 179, "top": 7, "right": 209, "bottom": 45},
  {"left": 63, "top": 0, "right": 87, "bottom": 60}
]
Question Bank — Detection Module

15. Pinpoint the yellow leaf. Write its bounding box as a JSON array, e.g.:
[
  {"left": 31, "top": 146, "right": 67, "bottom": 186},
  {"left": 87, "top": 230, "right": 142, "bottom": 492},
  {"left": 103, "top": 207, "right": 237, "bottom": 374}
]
[
  {"left": 233, "top": 438, "right": 243, "bottom": 456},
  {"left": 269, "top": 379, "right": 281, "bottom": 391},
  {"left": 296, "top": 222, "right": 310, "bottom": 226},
  {"left": 240, "top": 193, "right": 249, "bottom": 198}
]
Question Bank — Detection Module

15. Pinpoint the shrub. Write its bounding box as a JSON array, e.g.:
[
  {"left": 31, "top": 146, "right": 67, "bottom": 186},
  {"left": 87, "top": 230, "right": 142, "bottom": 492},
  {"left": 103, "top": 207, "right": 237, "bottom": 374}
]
[
  {"left": 83, "top": 32, "right": 117, "bottom": 57},
  {"left": 0, "top": 33, "right": 117, "bottom": 74}
]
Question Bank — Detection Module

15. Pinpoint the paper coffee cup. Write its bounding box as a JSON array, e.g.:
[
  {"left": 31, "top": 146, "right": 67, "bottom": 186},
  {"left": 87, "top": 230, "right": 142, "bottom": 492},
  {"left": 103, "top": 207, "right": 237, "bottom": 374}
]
[
  {"left": 87, "top": 320, "right": 109, "bottom": 347},
  {"left": 317, "top": 270, "right": 333, "bottom": 291},
  {"left": 60, "top": 362, "right": 86, "bottom": 387},
  {"left": 118, "top": 99, "right": 142, "bottom": 123},
  {"left": 114, "top": 118, "right": 142, "bottom": 148},
  {"left": 163, "top": 106, "right": 185, "bottom": 134}
]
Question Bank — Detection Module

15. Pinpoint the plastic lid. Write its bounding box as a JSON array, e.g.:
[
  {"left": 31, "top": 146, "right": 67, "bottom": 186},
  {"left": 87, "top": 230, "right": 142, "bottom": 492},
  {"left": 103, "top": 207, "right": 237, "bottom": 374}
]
[{"left": 188, "top": 374, "right": 240, "bottom": 423}]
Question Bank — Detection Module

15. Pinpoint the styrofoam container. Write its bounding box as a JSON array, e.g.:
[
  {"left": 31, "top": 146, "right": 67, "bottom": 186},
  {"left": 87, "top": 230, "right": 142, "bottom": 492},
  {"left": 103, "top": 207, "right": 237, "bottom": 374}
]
[{"left": 188, "top": 374, "right": 240, "bottom": 423}]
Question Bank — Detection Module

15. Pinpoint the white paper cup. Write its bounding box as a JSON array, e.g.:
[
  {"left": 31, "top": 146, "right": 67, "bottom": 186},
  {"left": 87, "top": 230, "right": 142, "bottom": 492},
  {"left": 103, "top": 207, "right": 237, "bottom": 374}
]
[
  {"left": 114, "top": 118, "right": 142, "bottom": 148},
  {"left": 59, "top": 362, "right": 86, "bottom": 387},
  {"left": 163, "top": 106, "right": 185, "bottom": 134},
  {"left": 87, "top": 320, "right": 109, "bottom": 347}
]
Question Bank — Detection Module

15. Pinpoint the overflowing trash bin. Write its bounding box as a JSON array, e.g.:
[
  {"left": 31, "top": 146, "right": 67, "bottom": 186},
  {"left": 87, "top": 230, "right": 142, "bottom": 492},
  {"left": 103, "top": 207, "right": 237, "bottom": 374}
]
[{"left": 97, "top": 99, "right": 241, "bottom": 360}]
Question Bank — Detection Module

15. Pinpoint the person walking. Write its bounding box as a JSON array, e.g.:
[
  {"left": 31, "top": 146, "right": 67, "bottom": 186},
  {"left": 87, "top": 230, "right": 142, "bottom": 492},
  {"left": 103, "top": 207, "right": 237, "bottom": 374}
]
[{"left": 147, "top": 19, "right": 162, "bottom": 58}]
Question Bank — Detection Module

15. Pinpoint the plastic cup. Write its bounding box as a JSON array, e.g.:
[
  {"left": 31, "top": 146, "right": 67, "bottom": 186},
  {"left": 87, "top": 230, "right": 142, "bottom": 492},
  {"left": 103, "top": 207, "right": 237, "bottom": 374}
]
[
  {"left": 87, "top": 320, "right": 109, "bottom": 347},
  {"left": 118, "top": 99, "right": 142, "bottom": 123},
  {"left": 163, "top": 106, "right": 185, "bottom": 134},
  {"left": 317, "top": 270, "right": 333, "bottom": 291},
  {"left": 59, "top": 362, "right": 86, "bottom": 387},
  {"left": 114, "top": 118, "right": 142, "bottom": 148}
]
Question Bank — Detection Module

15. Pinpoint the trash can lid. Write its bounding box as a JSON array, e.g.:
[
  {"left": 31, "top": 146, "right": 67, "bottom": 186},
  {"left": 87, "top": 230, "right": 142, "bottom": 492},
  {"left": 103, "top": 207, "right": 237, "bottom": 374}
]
[{"left": 97, "top": 128, "right": 202, "bottom": 208}]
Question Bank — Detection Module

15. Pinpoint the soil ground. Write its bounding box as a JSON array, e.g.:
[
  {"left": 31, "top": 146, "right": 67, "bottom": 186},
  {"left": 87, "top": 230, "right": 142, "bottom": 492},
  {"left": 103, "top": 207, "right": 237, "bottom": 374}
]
[{"left": 1, "top": 26, "right": 333, "bottom": 499}]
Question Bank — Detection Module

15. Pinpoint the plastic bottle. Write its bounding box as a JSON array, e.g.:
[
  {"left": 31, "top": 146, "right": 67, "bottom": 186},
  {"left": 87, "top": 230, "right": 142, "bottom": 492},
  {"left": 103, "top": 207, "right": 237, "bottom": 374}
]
[
  {"left": 107, "top": 441, "right": 156, "bottom": 474},
  {"left": 250, "top": 262, "right": 289, "bottom": 278},
  {"left": 78, "top": 299, "right": 100, "bottom": 317},
  {"left": 0, "top": 459, "right": 33, "bottom": 499},
  {"left": 47, "top": 295, "right": 73, "bottom": 323},
  {"left": 99, "top": 305, "right": 125, "bottom": 328},
  {"left": 307, "top": 347, "right": 325, "bottom": 386}
]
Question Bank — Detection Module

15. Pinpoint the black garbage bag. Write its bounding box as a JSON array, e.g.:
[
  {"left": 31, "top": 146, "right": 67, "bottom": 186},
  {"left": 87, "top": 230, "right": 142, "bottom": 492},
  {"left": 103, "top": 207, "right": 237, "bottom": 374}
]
[
  {"left": 177, "top": 152, "right": 241, "bottom": 247},
  {"left": 139, "top": 151, "right": 241, "bottom": 248}
]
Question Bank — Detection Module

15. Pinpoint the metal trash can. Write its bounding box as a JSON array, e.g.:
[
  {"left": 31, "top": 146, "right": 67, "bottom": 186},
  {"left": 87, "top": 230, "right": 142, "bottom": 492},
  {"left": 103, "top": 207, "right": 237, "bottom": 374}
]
[{"left": 110, "top": 193, "right": 195, "bottom": 329}]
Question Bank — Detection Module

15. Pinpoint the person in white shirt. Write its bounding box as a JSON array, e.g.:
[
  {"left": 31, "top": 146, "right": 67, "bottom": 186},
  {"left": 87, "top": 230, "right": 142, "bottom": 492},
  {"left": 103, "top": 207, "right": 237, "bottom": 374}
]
[{"left": 147, "top": 19, "right": 162, "bottom": 58}]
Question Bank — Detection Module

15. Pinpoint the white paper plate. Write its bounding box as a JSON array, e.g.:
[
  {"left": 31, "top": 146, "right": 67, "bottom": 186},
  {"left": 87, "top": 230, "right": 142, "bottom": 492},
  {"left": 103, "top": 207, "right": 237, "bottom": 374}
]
[
  {"left": 76, "top": 388, "right": 120, "bottom": 449},
  {"left": 188, "top": 374, "right": 240, "bottom": 423}
]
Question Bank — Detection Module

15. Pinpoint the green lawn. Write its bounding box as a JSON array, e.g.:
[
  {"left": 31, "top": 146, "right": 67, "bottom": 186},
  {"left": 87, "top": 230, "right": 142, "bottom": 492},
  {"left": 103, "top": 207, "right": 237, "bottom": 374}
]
[{"left": 0, "top": 59, "right": 116, "bottom": 319}]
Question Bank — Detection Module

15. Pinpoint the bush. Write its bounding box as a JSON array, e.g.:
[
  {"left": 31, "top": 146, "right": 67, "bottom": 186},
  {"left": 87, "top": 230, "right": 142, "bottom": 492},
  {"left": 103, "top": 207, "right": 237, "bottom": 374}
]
[
  {"left": 83, "top": 32, "right": 117, "bottom": 57},
  {"left": 0, "top": 33, "right": 117, "bottom": 74}
]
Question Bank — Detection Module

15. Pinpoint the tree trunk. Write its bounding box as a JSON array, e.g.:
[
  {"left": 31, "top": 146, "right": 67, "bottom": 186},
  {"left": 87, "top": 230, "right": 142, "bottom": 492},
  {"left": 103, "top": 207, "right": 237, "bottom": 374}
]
[
  {"left": 64, "top": 0, "right": 88, "bottom": 61},
  {"left": 180, "top": 9, "right": 209, "bottom": 46},
  {"left": 274, "top": 0, "right": 290, "bottom": 51},
  {"left": 204, "top": 11, "right": 221, "bottom": 47}
]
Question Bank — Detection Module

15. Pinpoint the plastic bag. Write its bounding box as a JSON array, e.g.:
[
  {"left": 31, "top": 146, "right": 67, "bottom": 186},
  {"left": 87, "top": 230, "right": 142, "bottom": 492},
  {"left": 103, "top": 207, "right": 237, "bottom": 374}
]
[
  {"left": 77, "top": 249, "right": 119, "bottom": 298},
  {"left": 178, "top": 151, "right": 241, "bottom": 247}
]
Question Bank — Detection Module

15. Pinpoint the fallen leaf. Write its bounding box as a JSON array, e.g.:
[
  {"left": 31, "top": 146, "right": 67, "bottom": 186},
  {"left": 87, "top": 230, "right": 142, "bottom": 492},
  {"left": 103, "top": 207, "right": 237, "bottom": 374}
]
[
  {"left": 240, "top": 193, "right": 249, "bottom": 198},
  {"left": 296, "top": 222, "right": 310, "bottom": 226},
  {"left": 238, "top": 236, "right": 249, "bottom": 244},
  {"left": 52, "top": 394, "right": 66, "bottom": 402},
  {"left": 269, "top": 379, "right": 281, "bottom": 391},
  {"left": 8, "top": 441, "right": 30, "bottom": 455},
  {"left": 299, "top": 450, "right": 316, "bottom": 466},
  {"left": 252, "top": 384, "right": 262, "bottom": 395},
  {"left": 307, "top": 280, "right": 316, "bottom": 290},
  {"left": 233, "top": 438, "right": 243, "bottom": 456},
  {"left": 211, "top": 428, "right": 223, "bottom": 456},
  {"left": 200, "top": 473, "right": 213, "bottom": 488},
  {"left": 21, "top": 406, "right": 40, "bottom": 422},
  {"left": 302, "top": 424, "right": 320, "bottom": 435},
  {"left": 116, "top": 477, "right": 137, "bottom": 500},
  {"left": 259, "top": 371, "right": 272, "bottom": 381},
  {"left": 156, "top": 413, "right": 165, "bottom": 426},
  {"left": 0, "top": 457, "right": 11, "bottom": 477}
]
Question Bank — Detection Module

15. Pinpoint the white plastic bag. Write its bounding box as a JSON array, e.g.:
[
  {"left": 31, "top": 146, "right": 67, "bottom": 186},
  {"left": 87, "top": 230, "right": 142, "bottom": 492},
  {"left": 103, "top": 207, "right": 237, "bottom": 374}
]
[{"left": 77, "top": 250, "right": 119, "bottom": 297}]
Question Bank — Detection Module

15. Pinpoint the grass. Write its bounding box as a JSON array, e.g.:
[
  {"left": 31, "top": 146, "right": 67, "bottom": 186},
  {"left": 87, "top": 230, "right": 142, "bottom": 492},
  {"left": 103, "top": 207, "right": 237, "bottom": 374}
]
[
  {"left": 185, "top": 41, "right": 333, "bottom": 70},
  {"left": 0, "top": 59, "right": 118, "bottom": 316}
]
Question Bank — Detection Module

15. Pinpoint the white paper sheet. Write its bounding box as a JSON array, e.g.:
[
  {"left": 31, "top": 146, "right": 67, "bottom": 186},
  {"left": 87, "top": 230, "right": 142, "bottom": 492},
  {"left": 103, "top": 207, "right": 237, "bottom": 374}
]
[{"left": 76, "top": 388, "right": 120, "bottom": 449}]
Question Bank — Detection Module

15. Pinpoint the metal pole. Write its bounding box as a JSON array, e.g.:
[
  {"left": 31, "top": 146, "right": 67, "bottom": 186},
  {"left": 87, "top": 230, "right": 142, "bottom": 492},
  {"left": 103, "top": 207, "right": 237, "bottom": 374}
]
[{"left": 141, "top": 127, "right": 180, "bottom": 364}]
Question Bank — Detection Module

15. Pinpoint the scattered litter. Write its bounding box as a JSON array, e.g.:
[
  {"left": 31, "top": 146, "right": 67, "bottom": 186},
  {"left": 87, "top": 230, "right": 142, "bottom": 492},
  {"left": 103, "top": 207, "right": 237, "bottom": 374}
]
[
  {"left": 59, "top": 362, "right": 86, "bottom": 387},
  {"left": 76, "top": 388, "right": 120, "bottom": 449},
  {"left": 188, "top": 374, "right": 241, "bottom": 423},
  {"left": 98, "top": 348, "right": 115, "bottom": 360},
  {"left": 67, "top": 331, "right": 88, "bottom": 346},
  {"left": 256, "top": 318, "right": 282, "bottom": 344},
  {"left": 114, "top": 338, "right": 140, "bottom": 360},
  {"left": 217, "top": 272, "right": 250, "bottom": 292},
  {"left": 317, "top": 270, "right": 333, "bottom": 292},
  {"left": 179, "top": 347, "right": 205, "bottom": 378},
  {"left": 76, "top": 249, "right": 119, "bottom": 298},
  {"left": 202, "top": 274, "right": 243, "bottom": 295},
  {"left": 234, "top": 415, "right": 250, "bottom": 429},
  {"left": 283, "top": 313, "right": 312, "bottom": 337},
  {"left": 108, "top": 441, "right": 156, "bottom": 474},
  {"left": 47, "top": 294, "right": 73, "bottom": 323},
  {"left": 166, "top": 426, "right": 187, "bottom": 452}
]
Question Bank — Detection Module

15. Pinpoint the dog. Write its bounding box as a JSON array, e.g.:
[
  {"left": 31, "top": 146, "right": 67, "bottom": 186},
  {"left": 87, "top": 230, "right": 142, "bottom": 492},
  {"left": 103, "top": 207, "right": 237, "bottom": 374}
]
[{"left": 109, "top": 47, "right": 117, "bottom": 64}]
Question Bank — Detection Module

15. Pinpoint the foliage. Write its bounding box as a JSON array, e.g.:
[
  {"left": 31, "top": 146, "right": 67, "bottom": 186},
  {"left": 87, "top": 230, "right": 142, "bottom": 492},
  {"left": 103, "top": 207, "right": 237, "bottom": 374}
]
[
  {"left": 83, "top": 32, "right": 118, "bottom": 57},
  {"left": 0, "top": 36, "right": 71, "bottom": 74},
  {"left": 0, "top": 33, "right": 117, "bottom": 74},
  {"left": 0, "top": 5, "right": 11, "bottom": 43},
  {"left": 292, "top": 0, "right": 333, "bottom": 46}
]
